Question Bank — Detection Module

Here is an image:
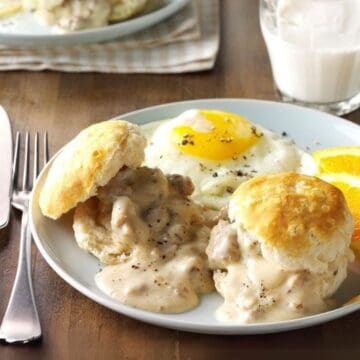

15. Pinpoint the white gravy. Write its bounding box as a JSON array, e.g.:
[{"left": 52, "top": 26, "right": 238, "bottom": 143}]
[
  {"left": 207, "top": 220, "right": 350, "bottom": 323},
  {"left": 83, "top": 167, "right": 215, "bottom": 313},
  {"left": 96, "top": 241, "right": 213, "bottom": 313}
]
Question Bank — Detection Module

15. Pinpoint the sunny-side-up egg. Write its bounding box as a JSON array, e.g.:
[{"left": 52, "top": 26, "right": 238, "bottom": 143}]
[{"left": 143, "top": 109, "right": 317, "bottom": 209}]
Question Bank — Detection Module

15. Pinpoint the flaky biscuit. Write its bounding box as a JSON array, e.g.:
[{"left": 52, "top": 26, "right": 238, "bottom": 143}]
[
  {"left": 229, "top": 172, "right": 354, "bottom": 272},
  {"left": 344, "top": 294, "right": 360, "bottom": 306},
  {"left": 73, "top": 197, "right": 132, "bottom": 264},
  {"left": 39, "top": 120, "right": 146, "bottom": 219},
  {"left": 109, "top": 0, "right": 148, "bottom": 21}
]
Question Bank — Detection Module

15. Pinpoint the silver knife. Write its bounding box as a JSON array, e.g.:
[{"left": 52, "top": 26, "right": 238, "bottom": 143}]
[{"left": 0, "top": 106, "right": 12, "bottom": 229}]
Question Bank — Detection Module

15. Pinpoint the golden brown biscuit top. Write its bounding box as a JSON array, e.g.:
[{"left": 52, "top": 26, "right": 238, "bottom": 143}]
[
  {"left": 344, "top": 294, "right": 360, "bottom": 306},
  {"left": 229, "top": 172, "right": 349, "bottom": 256},
  {"left": 39, "top": 119, "right": 146, "bottom": 219}
]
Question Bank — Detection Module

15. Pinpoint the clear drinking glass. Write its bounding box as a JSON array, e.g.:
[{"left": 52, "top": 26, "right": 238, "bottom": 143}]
[{"left": 260, "top": 0, "right": 360, "bottom": 116}]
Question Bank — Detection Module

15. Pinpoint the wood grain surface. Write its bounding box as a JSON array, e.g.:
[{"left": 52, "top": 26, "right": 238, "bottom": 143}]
[{"left": 0, "top": 1, "right": 359, "bottom": 359}]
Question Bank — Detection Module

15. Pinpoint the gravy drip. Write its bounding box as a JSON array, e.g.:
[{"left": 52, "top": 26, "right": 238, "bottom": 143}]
[
  {"left": 207, "top": 220, "right": 350, "bottom": 323},
  {"left": 74, "top": 167, "right": 214, "bottom": 313}
]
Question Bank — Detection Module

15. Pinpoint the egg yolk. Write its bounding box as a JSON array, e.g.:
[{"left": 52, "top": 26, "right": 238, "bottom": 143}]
[{"left": 171, "top": 110, "right": 263, "bottom": 161}]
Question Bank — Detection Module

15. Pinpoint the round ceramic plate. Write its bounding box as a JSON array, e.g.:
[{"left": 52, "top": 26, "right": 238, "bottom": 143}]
[
  {"left": 30, "top": 99, "right": 360, "bottom": 335},
  {"left": 0, "top": 0, "right": 189, "bottom": 46}
]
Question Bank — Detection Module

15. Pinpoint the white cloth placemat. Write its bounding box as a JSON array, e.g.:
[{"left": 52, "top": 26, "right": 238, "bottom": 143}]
[{"left": 0, "top": 0, "right": 219, "bottom": 73}]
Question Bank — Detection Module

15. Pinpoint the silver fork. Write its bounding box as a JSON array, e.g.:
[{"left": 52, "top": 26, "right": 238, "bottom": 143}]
[{"left": 0, "top": 131, "right": 49, "bottom": 344}]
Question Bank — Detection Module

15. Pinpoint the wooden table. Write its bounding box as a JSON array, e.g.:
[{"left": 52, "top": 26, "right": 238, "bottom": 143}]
[{"left": 0, "top": 1, "right": 359, "bottom": 359}]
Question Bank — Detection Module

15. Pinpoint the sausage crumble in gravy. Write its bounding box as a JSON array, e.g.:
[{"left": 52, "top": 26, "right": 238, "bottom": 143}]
[{"left": 73, "top": 167, "right": 214, "bottom": 313}]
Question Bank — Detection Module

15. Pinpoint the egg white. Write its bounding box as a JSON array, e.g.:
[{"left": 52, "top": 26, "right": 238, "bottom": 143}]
[{"left": 143, "top": 110, "right": 317, "bottom": 210}]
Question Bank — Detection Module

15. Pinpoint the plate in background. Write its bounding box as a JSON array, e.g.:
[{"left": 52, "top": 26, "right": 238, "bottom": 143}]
[
  {"left": 0, "top": 0, "right": 189, "bottom": 46},
  {"left": 30, "top": 99, "right": 360, "bottom": 335}
]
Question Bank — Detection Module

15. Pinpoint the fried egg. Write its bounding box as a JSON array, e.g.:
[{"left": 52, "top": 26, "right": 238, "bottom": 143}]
[{"left": 143, "top": 109, "right": 317, "bottom": 209}]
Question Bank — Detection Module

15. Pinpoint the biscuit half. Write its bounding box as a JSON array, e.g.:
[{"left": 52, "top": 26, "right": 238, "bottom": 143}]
[
  {"left": 229, "top": 172, "right": 354, "bottom": 272},
  {"left": 39, "top": 120, "right": 146, "bottom": 219}
]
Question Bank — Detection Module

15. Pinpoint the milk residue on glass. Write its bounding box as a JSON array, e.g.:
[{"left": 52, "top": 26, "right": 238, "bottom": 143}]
[{"left": 261, "top": 0, "right": 360, "bottom": 104}]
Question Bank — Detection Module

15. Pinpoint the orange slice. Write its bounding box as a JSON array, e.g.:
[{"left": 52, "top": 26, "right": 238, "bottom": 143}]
[
  {"left": 313, "top": 146, "right": 360, "bottom": 176},
  {"left": 313, "top": 146, "right": 360, "bottom": 260},
  {"left": 321, "top": 174, "right": 360, "bottom": 237}
]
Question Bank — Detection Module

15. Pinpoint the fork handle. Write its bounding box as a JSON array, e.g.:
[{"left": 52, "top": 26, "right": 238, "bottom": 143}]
[{"left": 0, "top": 211, "right": 41, "bottom": 343}]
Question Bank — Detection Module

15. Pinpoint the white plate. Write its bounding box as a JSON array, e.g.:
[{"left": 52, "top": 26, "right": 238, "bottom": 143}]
[
  {"left": 0, "top": 0, "right": 189, "bottom": 46},
  {"left": 30, "top": 99, "right": 360, "bottom": 335}
]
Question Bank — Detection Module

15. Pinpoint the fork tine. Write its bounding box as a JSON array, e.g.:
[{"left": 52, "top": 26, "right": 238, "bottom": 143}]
[
  {"left": 43, "top": 131, "right": 49, "bottom": 166},
  {"left": 22, "top": 132, "right": 30, "bottom": 191},
  {"left": 12, "top": 132, "right": 20, "bottom": 186},
  {"left": 33, "top": 132, "right": 39, "bottom": 187}
]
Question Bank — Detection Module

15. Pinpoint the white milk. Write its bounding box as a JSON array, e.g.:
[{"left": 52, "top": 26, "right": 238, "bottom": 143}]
[{"left": 261, "top": 0, "right": 360, "bottom": 103}]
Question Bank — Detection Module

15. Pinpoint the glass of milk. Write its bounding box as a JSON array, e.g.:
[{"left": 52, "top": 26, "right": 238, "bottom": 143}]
[{"left": 260, "top": 0, "right": 360, "bottom": 115}]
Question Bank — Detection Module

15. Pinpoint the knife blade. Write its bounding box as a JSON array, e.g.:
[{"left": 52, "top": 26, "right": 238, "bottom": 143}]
[{"left": 0, "top": 105, "right": 12, "bottom": 229}]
